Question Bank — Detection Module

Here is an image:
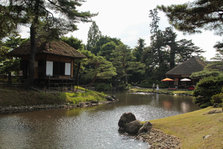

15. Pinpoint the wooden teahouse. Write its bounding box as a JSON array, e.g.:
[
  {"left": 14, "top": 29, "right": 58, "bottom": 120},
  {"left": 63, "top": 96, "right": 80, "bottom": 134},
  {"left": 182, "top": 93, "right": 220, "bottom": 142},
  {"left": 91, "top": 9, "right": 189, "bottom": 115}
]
[
  {"left": 166, "top": 57, "right": 206, "bottom": 89},
  {"left": 9, "top": 39, "right": 86, "bottom": 88}
]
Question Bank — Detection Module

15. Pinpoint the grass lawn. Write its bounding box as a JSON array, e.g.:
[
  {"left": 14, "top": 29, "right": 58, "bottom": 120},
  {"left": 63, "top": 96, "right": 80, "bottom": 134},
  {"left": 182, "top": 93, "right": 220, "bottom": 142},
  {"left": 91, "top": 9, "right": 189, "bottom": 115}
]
[
  {"left": 130, "top": 87, "right": 194, "bottom": 95},
  {"left": 65, "top": 86, "right": 107, "bottom": 104},
  {"left": 150, "top": 107, "right": 223, "bottom": 149},
  {"left": 0, "top": 86, "right": 107, "bottom": 107}
]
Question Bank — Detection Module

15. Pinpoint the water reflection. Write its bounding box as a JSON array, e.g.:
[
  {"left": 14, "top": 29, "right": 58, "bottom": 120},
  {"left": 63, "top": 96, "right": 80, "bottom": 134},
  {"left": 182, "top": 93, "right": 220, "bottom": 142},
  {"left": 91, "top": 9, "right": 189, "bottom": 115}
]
[
  {"left": 115, "top": 92, "right": 198, "bottom": 113},
  {"left": 0, "top": 92, "right": 199, "bottom": 149}
]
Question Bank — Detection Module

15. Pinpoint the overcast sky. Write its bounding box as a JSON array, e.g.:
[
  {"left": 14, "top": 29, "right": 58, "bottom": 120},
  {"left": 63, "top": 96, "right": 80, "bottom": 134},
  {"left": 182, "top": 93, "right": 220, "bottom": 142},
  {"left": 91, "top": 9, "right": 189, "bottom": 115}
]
[{"left": 20, "top": 0, "right": 222, "bottom": 60}]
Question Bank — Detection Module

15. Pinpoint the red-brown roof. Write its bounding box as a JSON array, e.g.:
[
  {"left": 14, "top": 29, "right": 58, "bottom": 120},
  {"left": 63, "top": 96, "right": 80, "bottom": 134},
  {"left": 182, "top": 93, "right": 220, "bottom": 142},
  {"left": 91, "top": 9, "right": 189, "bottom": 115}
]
[{"left": 9, "top": 39, "right": 86, "bottom": 58}]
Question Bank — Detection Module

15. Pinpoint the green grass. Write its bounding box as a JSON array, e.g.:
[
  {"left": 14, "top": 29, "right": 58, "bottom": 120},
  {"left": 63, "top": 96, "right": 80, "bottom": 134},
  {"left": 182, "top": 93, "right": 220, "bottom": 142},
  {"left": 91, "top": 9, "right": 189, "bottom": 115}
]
[
  {"left": 172, "top": 90, "right": 193, "bottom": 95},
  {"left": 0, "top": 86, "right": 107, "bottom": 107},
  {"left": 0, "top": 88, "right": 66, "bottom": 106},
  {"left": 65, "top": 87, "right": 107, "bottom": 104},
  {"left": 150, "top": 107, "right": 223, "bottom": 149},
  {"left": 130, "top": 87, "right": 193, "bottom": 96}
]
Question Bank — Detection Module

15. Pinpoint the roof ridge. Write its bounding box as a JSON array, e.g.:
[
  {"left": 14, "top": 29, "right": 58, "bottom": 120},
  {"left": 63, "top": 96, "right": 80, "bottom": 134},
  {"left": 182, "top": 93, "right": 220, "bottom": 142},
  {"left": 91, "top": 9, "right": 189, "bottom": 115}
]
[{"left": 166, "top": 57, "right": 206, "bottom": 76}]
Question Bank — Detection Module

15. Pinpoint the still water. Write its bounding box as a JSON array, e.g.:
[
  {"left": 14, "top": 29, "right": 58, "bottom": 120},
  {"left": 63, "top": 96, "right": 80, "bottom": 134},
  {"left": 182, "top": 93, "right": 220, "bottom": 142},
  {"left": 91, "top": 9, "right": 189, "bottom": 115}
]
[{"left": 0, "top": 92, "right": 199, "bottom": 149}]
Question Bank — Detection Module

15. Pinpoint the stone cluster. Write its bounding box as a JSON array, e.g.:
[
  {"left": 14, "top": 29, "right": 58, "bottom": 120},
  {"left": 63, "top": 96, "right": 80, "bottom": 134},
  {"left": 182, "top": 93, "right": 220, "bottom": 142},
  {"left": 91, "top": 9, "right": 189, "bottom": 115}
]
[
  {"left": 118, "top": 112, "right": 181, "bottom": 149},
  {"left": 118, "top": 112, "right": 152, "bottom": 135}
]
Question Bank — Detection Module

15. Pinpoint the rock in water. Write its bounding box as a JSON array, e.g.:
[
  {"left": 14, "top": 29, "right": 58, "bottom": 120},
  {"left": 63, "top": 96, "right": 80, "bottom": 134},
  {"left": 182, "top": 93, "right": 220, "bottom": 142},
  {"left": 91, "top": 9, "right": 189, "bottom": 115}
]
[
  {"left": 138, "top": 121, "right": 152, "bottom": 134},
  {"left": 118, "top": 112, "right": 136, "bottom": 128},
  {"left": 118, "top": 112, "right": 153, "bottom": 135},
  {"left": 125, "top": 120, "right": 143, "bottom": 135}
]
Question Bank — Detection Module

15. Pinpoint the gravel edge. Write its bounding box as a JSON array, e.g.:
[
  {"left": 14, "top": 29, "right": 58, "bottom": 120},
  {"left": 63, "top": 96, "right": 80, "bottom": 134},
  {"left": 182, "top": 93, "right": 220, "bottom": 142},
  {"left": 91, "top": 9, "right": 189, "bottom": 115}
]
[{"left": 136, "top": 128, "right": 181, "bottom": 149}]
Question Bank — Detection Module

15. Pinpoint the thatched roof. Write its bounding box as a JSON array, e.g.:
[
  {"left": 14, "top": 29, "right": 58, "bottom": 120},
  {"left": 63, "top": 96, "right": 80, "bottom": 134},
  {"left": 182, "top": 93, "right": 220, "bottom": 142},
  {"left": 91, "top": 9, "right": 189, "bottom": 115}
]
[
  {"left": 9, "top": 39, "right": 86, "bottom": 58},
  {"left": 166, "top": 57, "right": 206, "bottom": 76}
]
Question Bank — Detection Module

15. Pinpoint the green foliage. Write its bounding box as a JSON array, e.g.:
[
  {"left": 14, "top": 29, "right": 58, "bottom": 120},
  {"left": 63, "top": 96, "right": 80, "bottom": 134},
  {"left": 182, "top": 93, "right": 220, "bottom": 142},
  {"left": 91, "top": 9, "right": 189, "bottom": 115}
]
[
  {"left": 191, "top": 70, "right": 221, "bottom": 79},
  {"left": 158, "top": 0, "right": 223, "bottom": 34},
  {"left": 98, "top": 41, "right": 117, "bottom": 61},
  {"left": 87, "top": 21, "right": 102, "bottom": 52},
  {"left": 61, "top": 36, "right": 84, "bottom": 50},
  {"left": 191, "top": 61, "right": 223, "bottom": 79},
  {"left": 0, "top": 35, "right": 26, "bottom": 78},
  {"left": 65, "top": 89, "right": 106, "bottom": 104},
  {"left": 84, "top": 34, "right": 146, "bottom": 90},
  {"left": 79, "top": 49, "right": 117, "bottom": 84},
  {"left": 213, "top": 44, "right": 223, "bottom": 60},
  {"left": 111, "top": 44, "right": 135, "bottom": 87},
  {"left": 211, "top": 87, "right": 223, "bottom": 107},
  {"left": 1, "top": 0, "right": 94, "bottom": 37},
  {"left": 211, "top": 93, "right": 223, "bottom": 107},
  {"left": 159, "top": 0, "right": 223, "bottom": 52},
  {"left": 95, "top": 83, "right": 112, "bottom": 91},
  {"left": 176, "top": 39, "right": 204, "bottom": 63},
  {"left": 93, "top": 36, "right": 122, "bottom": 55},
  {"left": 133, "top": 38, "right": 146, "bottom": 62},
  {"left": 193, "top": 76, "right": 223, "bottom": 107},
  {"left": 0, "top": 5, "right": 19, "bottom": 40}
]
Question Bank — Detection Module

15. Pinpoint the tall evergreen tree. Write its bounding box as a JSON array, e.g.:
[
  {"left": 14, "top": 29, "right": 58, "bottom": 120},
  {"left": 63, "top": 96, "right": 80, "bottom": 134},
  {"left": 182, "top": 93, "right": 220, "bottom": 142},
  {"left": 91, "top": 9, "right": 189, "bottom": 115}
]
[
  {"left": 86, "top": 21, "right": 102, "bottom": 53},
  {"left": 111, "top": 44, "right": 132, "bottom": 87},
  {"left": 148, "top": 9, "right": 168, "bottom": 79},
  {"left": 163, "top": 27, "right": 177, "bottom": 69},
  {"left": 1, "top": 0, "right": 94, "bottom": 87},
  {"left": 149, "top": 9, "right": 160, "bottom": 39},
  {"left": 133, "top": 38, "right": 146, "bottom": 62}
]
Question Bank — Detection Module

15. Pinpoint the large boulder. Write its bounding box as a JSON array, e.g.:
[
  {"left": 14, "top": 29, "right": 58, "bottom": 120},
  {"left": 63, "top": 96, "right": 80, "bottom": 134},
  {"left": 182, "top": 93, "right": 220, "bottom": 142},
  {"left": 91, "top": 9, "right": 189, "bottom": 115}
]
[
  {"left": 138, "top": 121, "right": 152, "bottom": 134},
  {"left": 125, "top": 120, "right": 143, "bottom": 135},
  {"left": 118, "top": 112, "right": 153, "bottom": 135},
  {"left": 118, "top": 112, "right": 136, "bottom": 128}
]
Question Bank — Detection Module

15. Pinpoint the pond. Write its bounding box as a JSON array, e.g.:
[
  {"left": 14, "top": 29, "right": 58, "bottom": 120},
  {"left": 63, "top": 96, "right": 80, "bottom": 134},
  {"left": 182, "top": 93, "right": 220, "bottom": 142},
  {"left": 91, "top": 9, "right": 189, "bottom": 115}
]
[{"left": 0, "top": 92, "right": 199, "bottom": 149}]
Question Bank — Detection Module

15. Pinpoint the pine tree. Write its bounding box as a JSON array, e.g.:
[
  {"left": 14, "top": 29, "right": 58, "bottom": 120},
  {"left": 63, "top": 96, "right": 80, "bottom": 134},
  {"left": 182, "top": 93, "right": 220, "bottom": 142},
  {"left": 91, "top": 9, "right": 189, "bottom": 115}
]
[
  {"left": 158, "top": 0, "right": 223, "bottom": 35},
  {"left": 133, "top": 38, "right": 146, "bottom": 62},
  {"left": 86, "top": 21, "right": 102, "bottom": 53}
]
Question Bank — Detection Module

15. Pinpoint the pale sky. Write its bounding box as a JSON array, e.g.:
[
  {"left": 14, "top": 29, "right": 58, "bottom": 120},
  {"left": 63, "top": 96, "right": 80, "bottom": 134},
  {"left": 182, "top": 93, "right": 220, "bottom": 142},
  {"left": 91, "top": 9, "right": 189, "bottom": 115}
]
[{"left": 20, "top": 0, "right": 222, "bottom": 60}]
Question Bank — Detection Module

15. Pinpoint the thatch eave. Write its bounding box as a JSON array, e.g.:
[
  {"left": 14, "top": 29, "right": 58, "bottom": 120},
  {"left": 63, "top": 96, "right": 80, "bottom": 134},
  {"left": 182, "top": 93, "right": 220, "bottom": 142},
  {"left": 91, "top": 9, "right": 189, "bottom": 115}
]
[
  {"left": 166, "top": 57, "right": 206, "bottom": 76},
  {"left": 8, "top": 40, "right": 86, "bottom": 59}
]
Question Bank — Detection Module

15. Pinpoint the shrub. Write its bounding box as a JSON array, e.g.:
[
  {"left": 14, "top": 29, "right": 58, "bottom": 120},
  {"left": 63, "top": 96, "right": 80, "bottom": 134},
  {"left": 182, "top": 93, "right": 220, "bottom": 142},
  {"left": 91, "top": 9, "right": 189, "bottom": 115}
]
[
  {"left": 95, "top": 83, "right": 112, "bottom": 91},
  {"left": 211, "top": 93, "right": 223, "bottom": 107},
  {"left": 193, "top": 76, "right": 223, "bottom": 108},
  {"left": 65, "top": 89, "right": 106, "bottom": 104}
]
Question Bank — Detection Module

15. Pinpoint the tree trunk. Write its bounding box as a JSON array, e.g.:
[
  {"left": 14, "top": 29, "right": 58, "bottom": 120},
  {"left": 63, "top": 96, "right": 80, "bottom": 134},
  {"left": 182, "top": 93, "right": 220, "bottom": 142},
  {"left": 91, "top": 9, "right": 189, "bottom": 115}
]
[
  {"left": 157, "top": 47, "right": 163, "bottom": 65},
  {"left": 26, "top": 0, "right": 40, "bottom": 88},
  {"left": 27, "top": 24, "right": 36, "bottom": 87},
  {"left": 7, "top": 72, "right": 11, "bottom": 85},
  {"left": 169, "top": 47, "right": 175, "bottom": 69},
  {"left": 75, "top": 62, "right": 81, "bottom": 85}
]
